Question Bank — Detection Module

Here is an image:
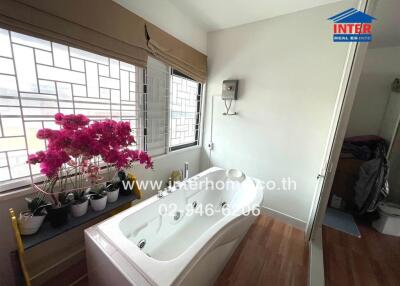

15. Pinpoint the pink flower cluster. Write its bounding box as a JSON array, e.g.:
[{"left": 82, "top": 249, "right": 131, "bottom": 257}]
[
  {"left": 27, "top": 113, "right": 153, "bottom": 177},
  {"left": 55, "top": 113, "right": 89, "bottom": 130}
]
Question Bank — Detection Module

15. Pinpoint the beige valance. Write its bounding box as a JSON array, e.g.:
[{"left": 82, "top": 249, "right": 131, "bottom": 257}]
[
  {"left": 0, "top": 0, "right": 207, "bottom": 81},
  {"left": 145, "top": 23, "right": 207, "bottom": 83},
  {"left": 0, "top": 0, "right": 148, "bottom": 67}
]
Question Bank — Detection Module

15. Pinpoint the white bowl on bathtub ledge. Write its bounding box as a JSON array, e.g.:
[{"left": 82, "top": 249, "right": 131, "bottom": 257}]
[{"left": 226, "top": 169, "right": 246, "bottom": 182}]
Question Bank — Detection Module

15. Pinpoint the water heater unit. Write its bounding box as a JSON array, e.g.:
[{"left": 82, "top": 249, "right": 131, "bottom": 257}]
[{"left": 222, "top": 80, "right": 238, "bottom": 100}]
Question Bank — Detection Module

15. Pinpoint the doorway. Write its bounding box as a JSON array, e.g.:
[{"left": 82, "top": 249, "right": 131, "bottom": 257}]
[{"left": 319, "top": 2, "right": 400, "bottom": 284}]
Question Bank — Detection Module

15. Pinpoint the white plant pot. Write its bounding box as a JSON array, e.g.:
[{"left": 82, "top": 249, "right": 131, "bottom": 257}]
[
  {"left": 90, "top": 195, "right": 107, "bottom": 211},
  {"left": 106, "top": 189, "right": 119, "bottom": 203},
  {"left": 71, "top": 199, "right": 89, "bottom": 217},
  {"left": 18, "top": 212, "right": 46, "bottom": 235}
]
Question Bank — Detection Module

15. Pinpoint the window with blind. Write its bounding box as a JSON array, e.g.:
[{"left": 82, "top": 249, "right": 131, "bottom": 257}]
[
  {"left": 0, "top": 29, "right": 202, "bottom": 192},
  {"left": 0, "top": 28, "right": 143, "bottom": 191},
  {"left": 144, "top": 59, "right": 202, "bottom": 155}
]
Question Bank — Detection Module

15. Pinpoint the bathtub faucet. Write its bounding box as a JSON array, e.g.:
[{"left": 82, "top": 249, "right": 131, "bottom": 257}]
[{"left": 183, "top": 162, "right": 189, "bottom": 180}]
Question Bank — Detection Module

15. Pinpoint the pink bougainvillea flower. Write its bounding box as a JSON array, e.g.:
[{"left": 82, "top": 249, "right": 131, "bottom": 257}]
[
  {"left": 54, "top": 112, "right": 63, "bottom": 123},
  {"left": 125, "top": 149, "right": 139, "bottom": 161},
  {"left": 54, "top": 113, "right": 90, "bottom": 130},
  {"left": 26, "top": 151, "right": 46, "bottom": 164},
  {"left": 102, "top": 149, "right": 120, "bottom": 164},
  {"left": 47, "top": 129, "right": 73, "bottom": 151},
  {"left": 139, "top": 151, "right": 154, "bottom": 169},
  {"left": 34, "top": 149, "right": 70, "bottom": 177},
  {"left": 36, "top": 128, "right": 56, "bottom": 140},
  {"left": 70, "top": 129, "right": 95, "bottom": 156},
  {"left": 27, "top": 114, "right": 152, "bottom": 177}
]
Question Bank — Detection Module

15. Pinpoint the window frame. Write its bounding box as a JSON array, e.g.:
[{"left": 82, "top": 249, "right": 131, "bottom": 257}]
[{"left": 168, "top": 69, "right": 202, "bottom": 152}]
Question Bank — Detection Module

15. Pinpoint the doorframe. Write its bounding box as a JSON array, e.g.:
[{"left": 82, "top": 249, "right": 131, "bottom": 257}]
[{"left": 305, "top": 0, "right": 377, "bottom": 241}]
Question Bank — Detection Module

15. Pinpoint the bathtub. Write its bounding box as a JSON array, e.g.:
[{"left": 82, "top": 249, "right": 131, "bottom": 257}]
[{"left": 85, "top": 167, "right": 264, "bottom": 286}]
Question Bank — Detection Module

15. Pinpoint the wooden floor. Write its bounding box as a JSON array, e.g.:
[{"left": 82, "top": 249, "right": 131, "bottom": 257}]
[
  {"left": 323, "top": 223, "right": 400, "bottom": 286},
  {"left": 215, "top": 215, "right": 309, "bottom": 286},
  {"left": 34, "top": 216, "right": 400, "bottom": 286}
]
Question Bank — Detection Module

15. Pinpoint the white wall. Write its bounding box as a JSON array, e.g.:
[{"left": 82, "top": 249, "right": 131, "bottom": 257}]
[
  {"left": 201, "top": 0, "right": 357, "bottom": 225},
  {"left": 112, "top": 0, "right": 207, "bottom": 54},
  {"left": 346, "top": 46, "right": 400, "bottom": 139},
  {"left": 0, "top": 147, "right": 200, "bottom": 286}
]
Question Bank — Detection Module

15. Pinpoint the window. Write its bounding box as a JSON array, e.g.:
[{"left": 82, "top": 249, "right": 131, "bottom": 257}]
[
  {"left": 169, "top": 69, "right": 202, "bottom": 151},
  {"left": 0, "top": 28, "right": 143, "bottom": 191},
  {"left": 144, "top": 59, "right": 202, "bottom": 156},
  {"left": 0, "top": 29, "right": 202, "bottom": 192}
]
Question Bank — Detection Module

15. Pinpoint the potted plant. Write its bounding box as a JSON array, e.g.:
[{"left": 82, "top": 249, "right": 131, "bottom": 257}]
[
  {"left": 89, "top": 185, "right": 107, "bottom": 211},
  {"left": 18, "top": 196, "right": 49, "bottom": 235},
  {"left": 71, "top": 190, "right": 89, "bottom": 217},
  {"left": 115, "top": 170, "right": 143, "bottom": 198},
  {"left": 47, "top": 191, "right": 74, "bottom": 227},
  {"left": 116, "top": 170, "right": 133, "bottom": 196},
  {"left": 105, "top": 181, "right": 119, "bottom": 203},
  {"left": 26, "top": 113, "right": 154, "bottom": 221},
  {"left": 32, "top": 174, "right": 74, "bottom": 228}
]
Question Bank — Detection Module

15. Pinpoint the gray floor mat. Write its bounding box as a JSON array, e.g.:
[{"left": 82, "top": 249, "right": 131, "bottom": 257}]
[{"left": 323, "top": 207, "right": 361, "bottom": 238}]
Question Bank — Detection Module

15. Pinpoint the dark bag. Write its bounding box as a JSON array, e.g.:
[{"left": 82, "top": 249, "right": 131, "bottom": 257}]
[{"left": 353, "top": 142, "right": 389, "bottom": 214}]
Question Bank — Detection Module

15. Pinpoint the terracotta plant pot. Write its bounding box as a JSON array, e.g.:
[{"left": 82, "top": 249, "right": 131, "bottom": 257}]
[
  {"left": 90, "top": 195, "right": 107, "bottom": 211},
  {"left": 18, "top": 211, "right": 46, "bottom": 235},
  {"left": 71, "top": 199, "right": 89, "bottom": 217}
]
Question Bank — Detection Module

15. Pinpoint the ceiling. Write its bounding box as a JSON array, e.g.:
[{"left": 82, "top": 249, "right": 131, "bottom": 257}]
[
  {"left": 169, "top": 0, "right": 343, "bottom": 31},
  {"left": 369, "top": 0, "right": 400, "bottom": 48}
]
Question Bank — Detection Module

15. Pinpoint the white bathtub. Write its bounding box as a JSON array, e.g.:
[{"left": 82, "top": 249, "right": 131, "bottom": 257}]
[{"left": 85, "top": 167, "right": 264, "bottom": 286}]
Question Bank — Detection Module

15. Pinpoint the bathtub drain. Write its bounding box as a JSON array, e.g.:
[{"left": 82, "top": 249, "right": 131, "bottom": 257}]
[
  {"left": 137, "top": 239, "right": 146, "bottom": 249},
  {"left": 174, "top": 212, "right": 181, "bottom": 221}
]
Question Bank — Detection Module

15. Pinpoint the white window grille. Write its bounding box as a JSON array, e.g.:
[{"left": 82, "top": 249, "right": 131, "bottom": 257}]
[{"left": 0, "top": 28, "right": 143, "bottom": 191}]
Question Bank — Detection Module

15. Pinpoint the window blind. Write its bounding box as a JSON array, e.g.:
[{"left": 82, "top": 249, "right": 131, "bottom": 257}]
[
  {"left": 0, "top": 0, "right": 207, "bottom": 85},
  {"left": 0, "top": 0, "right": 148, "bottom": 67},
  {"left": 145, "top": 57, "right": 169, "bottom": 156}
]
